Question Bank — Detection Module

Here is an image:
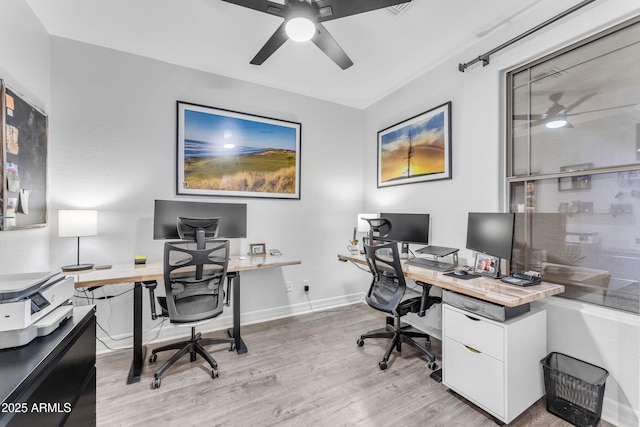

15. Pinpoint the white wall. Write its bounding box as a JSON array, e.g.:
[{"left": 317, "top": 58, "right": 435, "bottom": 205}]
[
  {"left": 363, "top": 1, "right": 640, "bottom": 425},
  {"left": 48, "top": 37, "right": 367, "bottom": 348},
  {"left": 0, "top": 0, "right": 50, "bottom": 273}
]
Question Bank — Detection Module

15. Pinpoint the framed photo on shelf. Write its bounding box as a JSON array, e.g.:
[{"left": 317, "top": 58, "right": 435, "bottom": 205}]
[
  {"left": 176, "top": 101, "right": 301, "bottom": 199},
  {"left": 473, "top": 253, "right": 500, "bottom": 278},
  {"left": 249, "top": 243, "right": 266, "bottom": 257},
  {"left": 558, "top": 163, "right": 592, "bottom": 191},
  {"left": 377, "top": 101, "right": 452, "bottom": 188}
]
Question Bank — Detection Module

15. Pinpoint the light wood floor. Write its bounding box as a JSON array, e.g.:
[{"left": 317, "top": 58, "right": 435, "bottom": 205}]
[{"left": 96, "top": 303, "right": 610, "bottom": 426}]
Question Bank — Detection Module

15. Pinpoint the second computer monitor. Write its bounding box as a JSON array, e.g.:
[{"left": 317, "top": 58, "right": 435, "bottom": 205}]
[
  {"left": 379, "top": 213, "right": 430, "bottom": 246},
  {"left": 466, "top": 212, "right": 515, "bottom": 260}
]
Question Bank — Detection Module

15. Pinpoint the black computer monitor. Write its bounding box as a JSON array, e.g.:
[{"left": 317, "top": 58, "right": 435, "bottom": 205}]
[
  {"left": 153, "top": 200, "right": 247, "bottom": 240},
  {"left": 379, "top": 213, "right": 430, "bottom": 246},
  {"left": 466, "top": 212, "right": 515, "bottom": 260}
]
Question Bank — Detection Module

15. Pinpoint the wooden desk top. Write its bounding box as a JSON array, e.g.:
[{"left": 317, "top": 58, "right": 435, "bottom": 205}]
[
  {"left": 71, "top": 256, "right": 301, "bottom": 288},
  {"left": 338, "top": 253, "right": 564, "bottom": 307}
]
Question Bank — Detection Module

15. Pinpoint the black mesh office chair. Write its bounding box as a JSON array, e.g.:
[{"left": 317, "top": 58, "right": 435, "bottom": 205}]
[
  {"left": 357, "top": 241, "right": 441, "bottom": 370},
  {"left": 146, "top": 239, "right": 235, "bottom": 389}
]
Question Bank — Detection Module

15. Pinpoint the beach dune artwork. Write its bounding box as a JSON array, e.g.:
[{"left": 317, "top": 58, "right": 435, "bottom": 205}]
[
  {"left": 377, "top": 102, "right": 451, "bottom": 187},
  {"left": 177, "top": 102, "right": 301, "bottom": 199}
]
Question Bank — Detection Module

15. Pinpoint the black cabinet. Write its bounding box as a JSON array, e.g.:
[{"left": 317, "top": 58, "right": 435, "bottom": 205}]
[{"left": 0, "top": 306, "right": 96, "bottom": 427}]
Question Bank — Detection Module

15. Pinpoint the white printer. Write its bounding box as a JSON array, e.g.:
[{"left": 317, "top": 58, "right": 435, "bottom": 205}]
[{"left": 0, "top": 271, "right": 75, "bottom": 349}]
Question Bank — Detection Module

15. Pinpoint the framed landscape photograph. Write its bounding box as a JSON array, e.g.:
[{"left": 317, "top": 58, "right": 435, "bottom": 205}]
[
  {"left": 177, "top": 101, "right": 301, "bottom": 199},
  {"left": 377, "top": 102, "right": 451, "bottom": 188}
]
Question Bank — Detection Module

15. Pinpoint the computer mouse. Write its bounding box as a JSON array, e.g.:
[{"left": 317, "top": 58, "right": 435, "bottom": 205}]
[{"left": 453, "top": 268, "right": 467, "bottom": 276}]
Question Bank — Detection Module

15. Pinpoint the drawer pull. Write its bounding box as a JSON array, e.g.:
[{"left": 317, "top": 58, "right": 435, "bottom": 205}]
[
  {"left": 464, "top": 314, "right": 481, "bottom": 321},
  {"left": 462, "top": 302, "right": 479, "bottom": 312},
  {"left": 465, "top": 345, "right": 481, "bottom": 354}
]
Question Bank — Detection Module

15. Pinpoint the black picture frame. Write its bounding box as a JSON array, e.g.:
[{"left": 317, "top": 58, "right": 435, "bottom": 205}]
[
  {"left": 176, "top": 101, "right": 301, "bottom": 199},
  {"left": 377, "top": 101, "right": 452, "bottom": 188},
  {"left": 473, "top": 253, "right": 500, "bottom": 278}
]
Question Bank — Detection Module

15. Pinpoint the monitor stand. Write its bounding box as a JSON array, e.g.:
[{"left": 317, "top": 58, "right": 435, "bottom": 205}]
[{"left": 416, "top": 245, "right": 459, "bottom": 265}]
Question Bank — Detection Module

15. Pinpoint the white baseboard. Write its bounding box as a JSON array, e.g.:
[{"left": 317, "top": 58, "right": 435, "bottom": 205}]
[{"left": 96, "top": 292, "right": 365, "bottom": 355}]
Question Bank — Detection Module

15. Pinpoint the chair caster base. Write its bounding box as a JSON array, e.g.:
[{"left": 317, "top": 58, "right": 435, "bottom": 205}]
[
  {"left": 151, "top": 376, "right": 161, "bottom": 389},
  {"left": 378, "top": 360, "right": 388, "bottom": 370}
]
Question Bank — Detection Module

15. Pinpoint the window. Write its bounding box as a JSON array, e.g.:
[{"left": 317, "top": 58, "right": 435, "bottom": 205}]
[{"left": 506, "top": 16, "right": 640, "bottom": 314}]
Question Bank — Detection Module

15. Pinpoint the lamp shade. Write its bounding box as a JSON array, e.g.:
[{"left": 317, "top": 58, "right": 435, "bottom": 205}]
[{"left": 59, "top": 210, "right": 98, "bottom": 237}]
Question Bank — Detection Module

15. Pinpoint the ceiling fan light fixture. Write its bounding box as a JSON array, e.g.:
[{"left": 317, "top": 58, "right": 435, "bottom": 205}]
[
  {"left": 545, "top": 118, "right": 568, "bottom": 129},
  {"left": 285, "top": 17, "right": 316, "bottom": 42}
]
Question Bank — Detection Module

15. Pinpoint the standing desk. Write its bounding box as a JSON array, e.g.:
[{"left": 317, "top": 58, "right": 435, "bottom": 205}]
[
  {"left": 338, "top": 252, "right": 564, "bottom": 307},
  {"left": 71, "top": 256, "right": 301, "bottom": 384}
]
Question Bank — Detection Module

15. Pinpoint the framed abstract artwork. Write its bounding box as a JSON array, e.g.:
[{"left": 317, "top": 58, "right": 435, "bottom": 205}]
[
  {"left": 177, "top": 101, "right": 301, "bottom": 199},
  {"left": 377, "top": 101, "right": 452, "bottom": 188}
]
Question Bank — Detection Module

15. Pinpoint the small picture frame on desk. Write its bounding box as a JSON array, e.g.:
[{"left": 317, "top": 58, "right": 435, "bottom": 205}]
[
  {"left": 249, "top": 243, "right": 266, "bottom": 257},
  {"left": 473, "top": 253, "right": 500, "bottom": 278}
]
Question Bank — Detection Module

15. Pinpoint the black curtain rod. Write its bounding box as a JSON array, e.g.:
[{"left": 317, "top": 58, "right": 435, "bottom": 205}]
[{"left": 458, "top": 0, "right": 597, "bottom": 72}]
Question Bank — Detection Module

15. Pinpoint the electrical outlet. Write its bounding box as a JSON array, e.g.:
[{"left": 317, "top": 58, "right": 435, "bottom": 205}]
[
  {"left": 303, "top": 280, "right": 310, "bottom": 292},
  {"left": 286, "top": 281, "right": 293, "bottom": 292}
]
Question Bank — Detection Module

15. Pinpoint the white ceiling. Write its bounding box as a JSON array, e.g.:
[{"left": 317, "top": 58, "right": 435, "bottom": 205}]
[{"left": 26, "top": 0, "right": 590, "bottom": 109}]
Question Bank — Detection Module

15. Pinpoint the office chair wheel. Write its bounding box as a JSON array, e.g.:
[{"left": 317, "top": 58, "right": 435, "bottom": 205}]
[
  {"left": 378, "top": 361, "right": 387, "bottom": 370},
  {"left": 428, "top": 361, "right": 438, "bottom": 370},
  {"left": 229, "top": 342, "right": 236, "bottom": 351},
  {"left": 211, "top": 368, "right": 220, "bottom": 379},
  {"left": 357, "top": 338, "right": 364, "bottom": 347},
  {"left": 149, "top": 353, "right": 157, "bottom": 363},
  {"left": 151, "top": 377, "right": 161, "bottom": 389}
]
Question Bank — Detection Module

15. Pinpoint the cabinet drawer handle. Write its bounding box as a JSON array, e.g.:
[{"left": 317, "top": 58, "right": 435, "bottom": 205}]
[
  {"left": 465, "top": 345, "right": 481, "bottom": 354},
  {"left": 464, "top": 314, "right": 480, "bottom": 321}
]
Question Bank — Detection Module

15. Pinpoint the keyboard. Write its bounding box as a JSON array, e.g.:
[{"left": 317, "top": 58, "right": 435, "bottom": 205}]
[{"left": 406, "top": 257, "right": 455, "bottom": 272}]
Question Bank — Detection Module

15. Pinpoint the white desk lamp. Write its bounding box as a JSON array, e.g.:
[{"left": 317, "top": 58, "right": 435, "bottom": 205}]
[{"left": 59, "top": 209, "right": 97, "bottom": 272}]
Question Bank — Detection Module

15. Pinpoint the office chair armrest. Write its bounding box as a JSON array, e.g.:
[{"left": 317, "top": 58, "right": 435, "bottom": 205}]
[
  {"left": 143, "top": 280, "right": 160, "bottom": 320},
  {"left": 415, "top": 281, "right": 432, "bottom": 317}
]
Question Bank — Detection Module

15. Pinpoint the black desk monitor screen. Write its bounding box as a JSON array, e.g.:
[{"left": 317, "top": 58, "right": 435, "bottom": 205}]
[
  {"left": 466, "top": 212, "right": 515, "bottom": 260},
  {"left": 379, "top": 213, "right": 430, "bottom": 249},
  {"left": 153, "top": 200, "right": 247, "bottom": 240}
]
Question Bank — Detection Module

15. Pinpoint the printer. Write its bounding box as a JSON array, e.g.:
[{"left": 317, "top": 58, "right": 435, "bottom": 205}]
[{"left": 0, "top": 271, "right": 75, "bottom": 349}]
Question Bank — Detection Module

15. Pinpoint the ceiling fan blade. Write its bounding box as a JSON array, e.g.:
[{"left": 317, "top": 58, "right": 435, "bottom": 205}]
[
  {"left": 315, "top": 0, "right": 410, "bottom": 21},
  {"left": 250, "top": 23, "right": 288, "bottom": 65},
  {"left": 311, "top": 23, "right": 353, "bottom": 69},
  {"left": 561, "top": 93, "right": 595, "bottom": 114},
  {"left": 221, "top": 0, "right": 286, "bottom": 17},
  {"left": 568, "top": 103, "right": 638, "bottom": 117}
]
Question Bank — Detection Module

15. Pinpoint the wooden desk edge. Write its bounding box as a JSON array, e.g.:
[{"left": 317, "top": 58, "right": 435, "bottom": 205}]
[
  {"left": 338, "top": 253, "right": 565, "bottom": 307},
  {"left": 71, "top": 257, "right": 302, "bottom": 289}
]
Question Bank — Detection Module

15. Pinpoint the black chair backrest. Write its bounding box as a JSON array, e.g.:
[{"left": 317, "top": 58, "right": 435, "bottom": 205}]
[
  {"left": 364, "top": 241, "right": 406, "bottom": 316},
  {"left": 163, "top": 239, "right": 230, "bottom": 324}
]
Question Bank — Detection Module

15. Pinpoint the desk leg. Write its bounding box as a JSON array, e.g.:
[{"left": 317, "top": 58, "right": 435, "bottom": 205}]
[
  {"left": 226, "top": 272, "right": 247, "bottom": 354},
  {"left": 126, "top": 281, "right": 146, "bottom": 384}
]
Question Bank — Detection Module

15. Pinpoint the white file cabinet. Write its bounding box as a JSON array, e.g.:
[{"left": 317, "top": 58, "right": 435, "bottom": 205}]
[{"left": 442, "top": 303, "right": 546, "bottom": 424}]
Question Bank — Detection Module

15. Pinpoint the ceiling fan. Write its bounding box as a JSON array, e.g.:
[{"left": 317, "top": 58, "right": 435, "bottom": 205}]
[
  {"left": 221, "top": 0, "right": 412, "bottom": 70},
  {"left": 513, "top": 92, "right": 595, "bottom": 128}
]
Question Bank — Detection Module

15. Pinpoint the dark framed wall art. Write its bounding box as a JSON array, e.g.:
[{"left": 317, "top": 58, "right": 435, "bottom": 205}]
[
  {"left": 377, "top": 101, "right": 452, "bottom": 188},
  {"left": 176, "top": 101, "right": 301, "bottom": 199},
  {"left": 1, "top": 80, "right": 48, "bottom": 230}
]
